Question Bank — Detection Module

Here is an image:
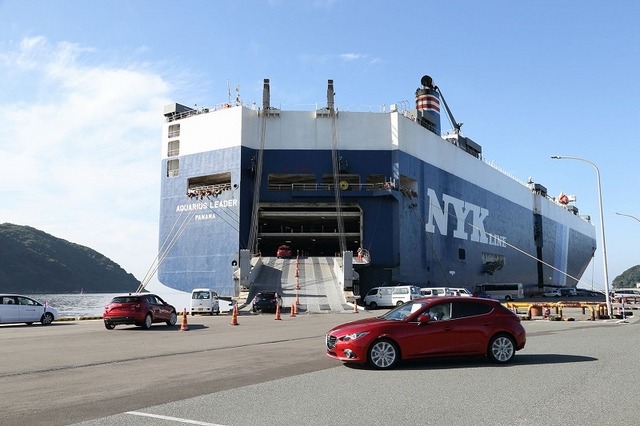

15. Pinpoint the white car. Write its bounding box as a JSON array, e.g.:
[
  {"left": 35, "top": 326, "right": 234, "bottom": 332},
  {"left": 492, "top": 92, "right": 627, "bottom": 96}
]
[
  {"left": 0, "top": 294, "right": 58, "bottom": 325},
  {"left": 543, "top": 289, "right": 562, "bottom": 297}
]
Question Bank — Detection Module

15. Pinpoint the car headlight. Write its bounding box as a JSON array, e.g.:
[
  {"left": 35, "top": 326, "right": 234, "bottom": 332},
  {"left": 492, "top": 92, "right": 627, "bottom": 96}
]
[{"left": 342, "top": 331, "right": 369, "bottom": 341}]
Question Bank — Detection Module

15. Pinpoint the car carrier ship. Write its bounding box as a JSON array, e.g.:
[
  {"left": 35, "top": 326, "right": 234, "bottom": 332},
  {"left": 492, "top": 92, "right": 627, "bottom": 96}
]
[{"left": 156, "top": 75, "right": 596, "bottom": 300}]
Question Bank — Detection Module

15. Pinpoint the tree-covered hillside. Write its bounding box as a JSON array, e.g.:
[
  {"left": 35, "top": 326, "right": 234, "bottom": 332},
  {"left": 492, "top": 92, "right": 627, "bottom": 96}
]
[
  {"left": 612, "top": 264, "right": 640, "bottom": 289},
  {"left": 0, "top": 223, "right": 140, "bottom": 293}
]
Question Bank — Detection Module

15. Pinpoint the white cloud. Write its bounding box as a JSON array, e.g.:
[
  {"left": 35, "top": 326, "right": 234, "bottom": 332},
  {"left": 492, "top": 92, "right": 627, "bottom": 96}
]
[{"left": 0, "top": 37, "right": 172, "bottom": 282}]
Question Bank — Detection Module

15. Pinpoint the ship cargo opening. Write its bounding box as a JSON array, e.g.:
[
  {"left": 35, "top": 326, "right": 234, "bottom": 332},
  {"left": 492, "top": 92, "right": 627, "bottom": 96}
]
[{"left": 256, "top": 203, "right": 362, "bottom": 257}]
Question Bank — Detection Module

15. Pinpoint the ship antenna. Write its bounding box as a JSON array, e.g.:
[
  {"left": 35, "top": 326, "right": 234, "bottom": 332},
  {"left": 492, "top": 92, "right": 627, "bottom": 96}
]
[{"left": 227, "top": 80, "right": 231, "bottom": 105}]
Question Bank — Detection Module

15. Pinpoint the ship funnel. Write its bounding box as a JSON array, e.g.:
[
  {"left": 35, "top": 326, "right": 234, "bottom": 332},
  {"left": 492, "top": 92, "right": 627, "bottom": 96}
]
[
  {"left": 327, "top": 79, "right": 335, "bottom": 111},
  {"left": 415, "top": 75, "right": 440, "bottom": 135},
  {"left": 263, "top": 79, "right": 270, "bottom": 110}
]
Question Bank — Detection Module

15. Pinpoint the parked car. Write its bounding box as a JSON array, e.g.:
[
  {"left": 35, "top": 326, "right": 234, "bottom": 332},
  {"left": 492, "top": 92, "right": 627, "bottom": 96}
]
[
  {"left": 450, "top": 287, "right": 473, "bottom": 297},
  {"left": 560, "top": 288, "right": 577, "bottom": 297},
  {"left": 0, "top": 294, "right": 58, "bottom": 326},
  {"left": 276, "top": 244, "right": 292, "bottom": 258},
  {"left": 190, "top": 288, "right": 220, "bottom": 316},
  {"left": 103, "top": 293, "right": 177, "bottom": 330},
  {"left": 326, "top": 296, "right": 526, "bottom": 369},
  {"left": 419, "top": 287, "right": 454, "bottom": 297},
  {"left": 252, "top": 291, "right": 281, "bottom": 313},
  {"left": 363, "top": 285, "right": 421, "bottom": 308},
  {"left": 543, "top": 289, "right": 562, "bottom": 297}
]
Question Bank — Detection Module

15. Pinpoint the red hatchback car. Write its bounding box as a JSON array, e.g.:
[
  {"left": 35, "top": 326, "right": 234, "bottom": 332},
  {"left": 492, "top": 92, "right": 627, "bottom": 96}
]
[
  {"left": 103, "top": 293, "right": 177, "bottom": 330},
  {"left": 326, "top": 296, "right": 526, "bottom": 369}
]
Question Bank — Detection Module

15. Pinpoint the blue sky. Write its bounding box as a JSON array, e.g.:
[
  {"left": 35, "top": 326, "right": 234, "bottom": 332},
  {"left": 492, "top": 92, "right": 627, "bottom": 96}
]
[{"left": 1, "top": 0, "right": 639, "bottom": 292}]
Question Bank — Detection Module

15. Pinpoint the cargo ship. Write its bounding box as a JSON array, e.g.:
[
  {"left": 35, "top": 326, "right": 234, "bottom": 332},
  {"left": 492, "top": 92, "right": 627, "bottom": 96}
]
[{"left": 156, "top": 75, "right": 596, "bottom": 298}]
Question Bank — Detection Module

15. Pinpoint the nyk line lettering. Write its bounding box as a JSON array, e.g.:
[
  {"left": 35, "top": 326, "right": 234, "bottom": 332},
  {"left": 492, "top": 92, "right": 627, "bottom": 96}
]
[{"left": 425, "top": 188, "right": 506, "bottom": 247}]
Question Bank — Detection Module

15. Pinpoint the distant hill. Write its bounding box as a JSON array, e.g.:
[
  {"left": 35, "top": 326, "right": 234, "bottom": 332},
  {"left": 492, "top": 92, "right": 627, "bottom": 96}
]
[
  {"left": 612, "top": 264, "right": 640, "bottom": 289},
  {"left": 0, "top": 223, "right": 140, "bottom": 293}
]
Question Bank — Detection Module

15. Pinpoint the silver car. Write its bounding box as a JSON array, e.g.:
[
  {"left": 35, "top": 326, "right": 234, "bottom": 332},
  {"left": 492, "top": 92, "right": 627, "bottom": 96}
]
[{"left": 0, "top": 294, "right": 58, "bottom": 325}]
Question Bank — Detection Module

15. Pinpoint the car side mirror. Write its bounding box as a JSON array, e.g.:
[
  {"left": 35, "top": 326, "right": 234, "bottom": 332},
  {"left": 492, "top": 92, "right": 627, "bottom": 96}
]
[{"left": 419, "top": 314, "right": 432, "bottom": 324}]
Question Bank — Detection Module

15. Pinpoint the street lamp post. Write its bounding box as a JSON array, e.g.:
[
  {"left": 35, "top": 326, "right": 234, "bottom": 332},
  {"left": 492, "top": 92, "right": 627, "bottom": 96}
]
[
  {"left": 551, "top": 155, "right": 612, "bottom": 317},
  {"left": 615, "top": 212, "right": 640, "bottom": 223}
]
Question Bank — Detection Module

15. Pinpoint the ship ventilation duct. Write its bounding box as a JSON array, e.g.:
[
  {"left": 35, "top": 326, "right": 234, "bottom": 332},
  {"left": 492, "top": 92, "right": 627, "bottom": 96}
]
[
  {"left": 263, "top": 79, "right": 270, "bottom": 110},
  {"left": 327, "top": 79, "right": 335, "bottom": 111}
]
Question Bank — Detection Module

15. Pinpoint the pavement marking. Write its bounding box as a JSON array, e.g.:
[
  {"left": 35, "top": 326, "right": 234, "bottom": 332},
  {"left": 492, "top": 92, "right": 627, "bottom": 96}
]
[{"left": 126, "top": 411, "right": 226, "bottom": 425}]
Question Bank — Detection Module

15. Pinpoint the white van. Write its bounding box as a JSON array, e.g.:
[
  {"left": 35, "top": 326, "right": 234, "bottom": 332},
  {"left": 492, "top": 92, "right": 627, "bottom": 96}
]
[
  {"left": 363, "top": 285, "right": 421, "bottom": 309},
  {"left": 420, "top": 287, "right": 453, "bottom": 297},
  {"left": 190, "top": 288, "right": 220, "bottom": 316},
  {"left": 449, "top": 287, "right": 473, "bottom": 297}
]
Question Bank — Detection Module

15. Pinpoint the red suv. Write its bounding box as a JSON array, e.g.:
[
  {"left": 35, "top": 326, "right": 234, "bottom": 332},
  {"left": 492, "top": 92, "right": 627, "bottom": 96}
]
[{"left": 103, "top": 293, "right": 177, "bottom": 330}]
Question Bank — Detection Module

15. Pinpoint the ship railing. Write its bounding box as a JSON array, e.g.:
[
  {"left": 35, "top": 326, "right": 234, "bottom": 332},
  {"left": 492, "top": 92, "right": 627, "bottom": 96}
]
[
  {"left": 268, "top": 182, "right": 393, "bottom": 192},
  {"left": 165, "top": 103, "right": 238, "bottom": 122},
  {"left": 187, "top": 183, "right": 233, "bottom": 198}
]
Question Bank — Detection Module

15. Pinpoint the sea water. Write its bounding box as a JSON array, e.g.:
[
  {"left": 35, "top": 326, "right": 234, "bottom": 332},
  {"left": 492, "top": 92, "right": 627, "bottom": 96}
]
[{"left": 29, "top": 293, "right": 120, "bottom": 319}]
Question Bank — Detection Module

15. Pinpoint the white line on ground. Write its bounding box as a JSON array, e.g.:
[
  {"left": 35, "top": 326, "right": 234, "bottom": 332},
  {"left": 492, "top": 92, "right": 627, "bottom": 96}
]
[{"left": 126, "top": 411, "right": 226, "bottom": 425}]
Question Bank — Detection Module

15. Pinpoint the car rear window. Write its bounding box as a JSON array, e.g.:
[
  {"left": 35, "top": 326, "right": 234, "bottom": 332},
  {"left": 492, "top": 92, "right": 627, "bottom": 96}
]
[
  {"left": 452, "top": 301, "right": 493, "bottom": 318},
  {"left": 111, "top": 296, "right": 142, "bottom": 303}
]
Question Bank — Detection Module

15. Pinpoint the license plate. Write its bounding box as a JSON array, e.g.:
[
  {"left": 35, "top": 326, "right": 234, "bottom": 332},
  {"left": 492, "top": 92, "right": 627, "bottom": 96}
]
[{"left": 197, "top": 308, "right": 203, "bottom": 311}]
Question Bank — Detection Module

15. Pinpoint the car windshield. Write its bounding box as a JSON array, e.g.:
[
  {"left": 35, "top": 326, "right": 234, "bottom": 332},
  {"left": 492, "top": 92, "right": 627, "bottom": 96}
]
[{"left": 379, "top": 301, "right": 427, "bottom": 320}]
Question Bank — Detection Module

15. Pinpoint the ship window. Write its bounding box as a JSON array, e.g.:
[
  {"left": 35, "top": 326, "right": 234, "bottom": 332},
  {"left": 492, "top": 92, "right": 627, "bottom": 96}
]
[
  {"left": 187, "top": 172, "right": 232, "bottom": 196},
  {"left": 168, "top": 140, "right": 180, "bottom": 157},
  {"left": 167, "top": 159, "right": 179, "bottom": 177},
  {"left": 268, "top": 174, "right": 316, "bottom": 191},
  {"left": 458, "top": 248, "right": 466, "bottom": 260},
  {"left": 365, "top": 174, "right": 386, "bottom": 191},
  {"left": 399, "top": 175, "right": 418, "bottom": 197},
  {"left": 168, "top": 124, "right": 180, "bottom": 138},
  {"left": 321, "top": 174, "right": 360, "bottom": 191}
]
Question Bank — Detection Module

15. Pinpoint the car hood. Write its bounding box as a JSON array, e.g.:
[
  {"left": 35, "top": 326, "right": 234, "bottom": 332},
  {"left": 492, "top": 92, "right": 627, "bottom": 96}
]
[{"left": 327, "top": 317, "right": 388, "bottom": 335}]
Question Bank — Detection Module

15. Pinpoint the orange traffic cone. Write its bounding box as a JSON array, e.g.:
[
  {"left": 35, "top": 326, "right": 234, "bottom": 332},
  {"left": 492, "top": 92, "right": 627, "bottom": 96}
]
[
  {"left": 290, "top": 302, "right": 296, "bottom": 317},
  {"left": 275, "top": 304, "right": 282, "bottom": 320},
  {"left": 230, "top": 304, "right": 239, "bottom": 326},
  {"left": 180, "top": 308, "right": 189, "bottom": 331}
]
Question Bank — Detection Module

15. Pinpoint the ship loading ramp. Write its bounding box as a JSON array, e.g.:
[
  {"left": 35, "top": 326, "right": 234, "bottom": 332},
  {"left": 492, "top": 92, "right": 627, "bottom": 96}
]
[{"left": 245, "top": 256, "right": 354, "bottom": 313}]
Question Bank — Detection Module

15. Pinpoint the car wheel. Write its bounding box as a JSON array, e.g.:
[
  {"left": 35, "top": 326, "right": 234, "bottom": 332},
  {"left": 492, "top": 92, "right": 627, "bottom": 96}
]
[
  {"left": 142, "top": 314, "right": 153, "bottom": 329},
  {"left": 487, "top": 334, "right": 515, "bottom": 364},
  {"left": 368, "top": 339, "right": 399, "bottom": 369},
  {"left": 41, "top": 312, "right": 54, "bottom": 325},
  {"left": 369, "top": 302, "right": 378, "bottom": 310},
  {"left": 104, "top": 322, "right": 115, "bottom": 330},
  {"left": 166, "top": 312, "right": 177, "bottom": 326},
  {"left": 396, "top": 301, "right": 403, "bottom": 307}
]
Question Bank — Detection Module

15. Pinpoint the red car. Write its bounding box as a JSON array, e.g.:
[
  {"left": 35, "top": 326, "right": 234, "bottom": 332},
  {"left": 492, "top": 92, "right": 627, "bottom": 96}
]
[
  {"left": 276, "top": 244, "right": 292, "bottom": 258},
  {"left": 326, "top": 296, "right": 526, "bottom": 369},
  {"left": 103, "top": 293, "right": 177, "bottom": 330}
]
